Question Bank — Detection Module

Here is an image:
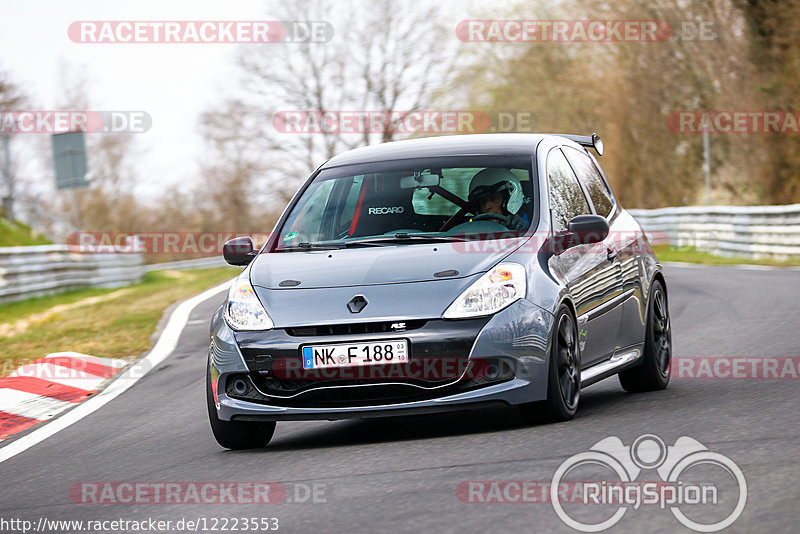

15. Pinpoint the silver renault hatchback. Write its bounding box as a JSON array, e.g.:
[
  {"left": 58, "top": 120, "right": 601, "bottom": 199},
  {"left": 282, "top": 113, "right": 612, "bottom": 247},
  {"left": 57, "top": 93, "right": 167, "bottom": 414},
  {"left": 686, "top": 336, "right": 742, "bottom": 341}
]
[{"left": 207, "top": 133, "right": 671, "bottom": 449}]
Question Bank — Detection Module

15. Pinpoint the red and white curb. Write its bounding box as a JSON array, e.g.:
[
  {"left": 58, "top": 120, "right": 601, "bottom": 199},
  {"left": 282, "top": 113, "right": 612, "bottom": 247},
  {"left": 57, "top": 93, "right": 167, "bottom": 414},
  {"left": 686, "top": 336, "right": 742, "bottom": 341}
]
[
  {"left": 0, "top": 279, "right": 233, "bottom": 465},
  {"left": 0, "top": 352, "right": 127, "bottom": 440}
]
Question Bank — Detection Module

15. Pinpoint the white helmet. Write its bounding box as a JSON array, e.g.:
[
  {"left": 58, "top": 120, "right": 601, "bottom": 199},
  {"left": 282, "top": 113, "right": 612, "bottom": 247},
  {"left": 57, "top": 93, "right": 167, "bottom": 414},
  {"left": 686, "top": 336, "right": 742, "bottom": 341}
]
[{"left": 468, "top": 168, "right": 521, "bottom": 213}]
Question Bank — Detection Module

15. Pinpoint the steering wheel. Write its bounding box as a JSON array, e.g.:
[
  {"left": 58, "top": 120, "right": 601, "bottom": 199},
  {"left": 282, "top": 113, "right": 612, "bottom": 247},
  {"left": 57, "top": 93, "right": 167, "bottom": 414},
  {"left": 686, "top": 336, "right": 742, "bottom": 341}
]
[{"left": 470, "top": 213, "right": 507, "bottom": 224}]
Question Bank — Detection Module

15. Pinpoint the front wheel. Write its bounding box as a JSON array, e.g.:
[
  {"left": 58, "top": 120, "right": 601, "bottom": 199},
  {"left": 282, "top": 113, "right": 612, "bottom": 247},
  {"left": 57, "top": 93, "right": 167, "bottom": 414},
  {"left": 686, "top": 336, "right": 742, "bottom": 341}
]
[
  {"left": 207, "top": 371, "right": 275, "bottom": 450},
  {"left": 618, "top": 280, "right": 671, "bottom": 392},
  {"left": 520, "top": 305, "right": 580, "bottom": 423}
]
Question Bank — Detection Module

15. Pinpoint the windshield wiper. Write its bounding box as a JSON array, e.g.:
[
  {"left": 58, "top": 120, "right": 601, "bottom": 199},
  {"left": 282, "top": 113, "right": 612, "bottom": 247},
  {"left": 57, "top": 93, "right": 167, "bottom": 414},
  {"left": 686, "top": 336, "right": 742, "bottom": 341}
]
[
  {"left": 279, "top": 242, "right": 345, "bottom": 251},
  {"left": 280, "top": 234, "right": 471, "bottom": 251},
  {"left": 343, "top": 233, "right": 469, "bottom": 246}
]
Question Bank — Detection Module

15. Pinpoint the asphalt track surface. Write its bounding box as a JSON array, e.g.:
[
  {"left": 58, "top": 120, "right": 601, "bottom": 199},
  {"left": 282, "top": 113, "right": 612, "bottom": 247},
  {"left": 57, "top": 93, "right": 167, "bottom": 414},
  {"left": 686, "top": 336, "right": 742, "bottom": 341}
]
[{"left": 1, "top": 264, "right": 798, "bottom": 533}]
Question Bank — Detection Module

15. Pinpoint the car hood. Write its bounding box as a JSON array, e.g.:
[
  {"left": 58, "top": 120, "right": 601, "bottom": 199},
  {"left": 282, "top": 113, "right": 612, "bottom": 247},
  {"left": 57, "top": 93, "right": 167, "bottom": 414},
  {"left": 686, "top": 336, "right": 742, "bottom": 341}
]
[
  {"left": 247, "top": 239, "right": 528, "bottom": 327},
  {"left": 249, "top": 239, "right": 524, "bottom": 289}
]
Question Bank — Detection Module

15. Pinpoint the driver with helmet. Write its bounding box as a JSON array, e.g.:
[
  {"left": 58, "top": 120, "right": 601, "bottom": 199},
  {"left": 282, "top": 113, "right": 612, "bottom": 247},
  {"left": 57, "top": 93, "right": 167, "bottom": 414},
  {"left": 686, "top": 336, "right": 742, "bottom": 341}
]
[{"left": 467, "top": 168, "right": 528, "bottom": 231}]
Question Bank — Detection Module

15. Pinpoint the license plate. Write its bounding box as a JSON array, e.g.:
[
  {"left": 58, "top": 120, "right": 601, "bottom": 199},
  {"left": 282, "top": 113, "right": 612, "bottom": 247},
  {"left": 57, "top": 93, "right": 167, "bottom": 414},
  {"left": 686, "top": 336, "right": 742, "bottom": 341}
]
[{"left": 302, "top": 340, "right": 408, "bottom": 369}]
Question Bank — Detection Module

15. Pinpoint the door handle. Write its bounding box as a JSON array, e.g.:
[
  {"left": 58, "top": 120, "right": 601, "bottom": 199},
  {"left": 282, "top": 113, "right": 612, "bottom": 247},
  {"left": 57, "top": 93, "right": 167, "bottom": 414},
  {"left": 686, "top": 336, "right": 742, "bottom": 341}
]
[{"left": 606, "top": 248, "right": 618, "bottom": 262}]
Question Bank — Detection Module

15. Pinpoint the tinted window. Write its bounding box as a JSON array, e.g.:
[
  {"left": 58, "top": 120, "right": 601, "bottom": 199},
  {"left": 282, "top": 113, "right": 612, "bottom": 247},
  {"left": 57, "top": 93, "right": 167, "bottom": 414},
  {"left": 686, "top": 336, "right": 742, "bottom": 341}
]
[
  {"left": 412, "top": 167, "right": 531, "bottom": 216},
  {"left": 547, "top": 149, "right": 591, "bottom": 231},
  {"left": 276, "top": 156, "right": 535, "bottom": 248},
  {"left": 564, "top": 147, "right": 614, "bottom": 217}
]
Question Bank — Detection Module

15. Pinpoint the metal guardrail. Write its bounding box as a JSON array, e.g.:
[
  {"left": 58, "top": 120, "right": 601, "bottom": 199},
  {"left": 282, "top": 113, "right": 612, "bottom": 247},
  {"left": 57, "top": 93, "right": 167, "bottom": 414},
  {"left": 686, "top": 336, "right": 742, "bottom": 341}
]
[
  {"left": 145, "top": 256, "right": 230, "bottom": 271},
  {"left": 629, "top": 204, "right": 800, "bottom": 259},
  {"left": 0, "top": 245, "right": 145, "bottom": 304},
  {"left": 3, "top": 204, "right": 797, "bottom": 304}
]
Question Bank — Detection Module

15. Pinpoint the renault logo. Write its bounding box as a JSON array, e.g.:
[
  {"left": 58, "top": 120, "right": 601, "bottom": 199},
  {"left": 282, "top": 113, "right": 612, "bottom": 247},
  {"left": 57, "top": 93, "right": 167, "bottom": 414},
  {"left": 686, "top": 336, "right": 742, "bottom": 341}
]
[{"left": 347, "top": 295, "right": 368, "bottom": 313}]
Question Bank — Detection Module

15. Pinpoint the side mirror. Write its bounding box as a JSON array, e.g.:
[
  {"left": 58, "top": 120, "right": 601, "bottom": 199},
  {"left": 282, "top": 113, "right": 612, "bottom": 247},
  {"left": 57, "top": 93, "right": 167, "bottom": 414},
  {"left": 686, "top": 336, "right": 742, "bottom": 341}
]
[
  {"left": 567, "top": 214, "right": 610, "bottom": 245},
  {"left": 543, "top": 215, "right": 609, "bottom": 254},
  {"left": 223, "top": 236, "right": 257, "bottom": 266}
]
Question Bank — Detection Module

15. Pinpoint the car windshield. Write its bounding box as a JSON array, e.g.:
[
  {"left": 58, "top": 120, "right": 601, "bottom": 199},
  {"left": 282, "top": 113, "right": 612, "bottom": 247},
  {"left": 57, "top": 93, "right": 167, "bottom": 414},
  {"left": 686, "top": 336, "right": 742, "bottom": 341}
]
[{"left": 275, "top": 156, "right": 535, "bottom": 250}]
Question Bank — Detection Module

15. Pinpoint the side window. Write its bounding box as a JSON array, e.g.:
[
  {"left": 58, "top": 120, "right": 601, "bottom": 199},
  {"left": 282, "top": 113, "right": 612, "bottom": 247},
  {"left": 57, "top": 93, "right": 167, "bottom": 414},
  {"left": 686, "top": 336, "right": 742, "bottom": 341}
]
[
  {"left": 280, "top": 179, "right": 335, "bottom": 243},
  {"left": 547, "top": 149, "right": 591, "bottom": 231},
  {"left": 563, "top": 147, "right": 614, "bottom": 217}
]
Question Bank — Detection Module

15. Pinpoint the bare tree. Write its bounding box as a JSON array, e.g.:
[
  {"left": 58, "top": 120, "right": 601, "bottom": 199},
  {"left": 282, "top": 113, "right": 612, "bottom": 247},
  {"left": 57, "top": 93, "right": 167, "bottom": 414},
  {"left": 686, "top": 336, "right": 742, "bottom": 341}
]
[
  {"left": 0, "top": 66, "right": 29, "bottom": 221},
  {"left": 459, "top": 0, "right": 775, "bottom": 208},
  {"left": 196, "top": 99, "right": 277, "bottom": 233},
  {"left": 202, "top": 0, "right": 453, "bottom": 209},
  {"left": 31, "top": 64, "right": 147, "bottom": 236}
]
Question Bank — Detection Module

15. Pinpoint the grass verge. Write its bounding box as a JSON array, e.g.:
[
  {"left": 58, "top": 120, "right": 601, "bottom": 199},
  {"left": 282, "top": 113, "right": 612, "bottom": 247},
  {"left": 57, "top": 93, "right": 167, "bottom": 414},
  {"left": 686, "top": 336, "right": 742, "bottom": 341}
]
[
  {"left": 0, "top": 219, "right": 52, "bottom": 247},
  {"left": 653, "top": 245, "right": 800, "bottom": 267},
  {"left": 0, "top": 267, "right": 240, "bottom": 377}
]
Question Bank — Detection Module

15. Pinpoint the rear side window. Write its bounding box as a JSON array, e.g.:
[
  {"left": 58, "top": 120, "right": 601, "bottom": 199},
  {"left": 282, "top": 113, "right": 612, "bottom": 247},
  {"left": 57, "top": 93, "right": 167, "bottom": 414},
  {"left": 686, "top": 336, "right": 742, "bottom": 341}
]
[
  {"left": 547, "top": 149, "right": 591, "bottom": 231},
  {"left": 563, "top": 147, "right": 614, "bottom": 218}
]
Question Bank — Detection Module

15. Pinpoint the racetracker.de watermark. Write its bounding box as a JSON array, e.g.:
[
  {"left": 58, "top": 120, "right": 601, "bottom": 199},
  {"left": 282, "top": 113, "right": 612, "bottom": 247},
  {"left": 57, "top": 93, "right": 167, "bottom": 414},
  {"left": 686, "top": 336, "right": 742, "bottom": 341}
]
[
  {"left": 67, "top": 232, "right": 269, "bottom": 255},
  {"left": 270, "top": 356, "right": 504, "bottom": 381},
  {"left": 68, "top": 230, "right": 668, "bottom": 255},
  {"left": 672, "top": 356, "right": 800, "bottom": 379},
  {"left": 68, "top": 21, "right": 333, "bottom": 43},
  {"left": 668, "top": 110, "right": 800, "bottom": 133},
  {"left": 455, "top": 20, "right": 714, "bottom": 42},
  {"left": 0, "top": 111, "right": 151, "bottom": 134},
  {"left": 271, "top": 110, "right": 540, "bottom": 134},
  {"left": 69, "top": 482, "right": 328, "bottom": 505}
]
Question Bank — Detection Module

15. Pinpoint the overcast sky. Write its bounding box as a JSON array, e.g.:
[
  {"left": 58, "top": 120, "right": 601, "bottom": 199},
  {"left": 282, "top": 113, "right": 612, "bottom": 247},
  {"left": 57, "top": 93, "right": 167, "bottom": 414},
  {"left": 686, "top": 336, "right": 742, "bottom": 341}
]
[
  {"left": 0, "top": 0, "right": 279, "bottom": 199},
  {"left": 1, "top": 0, "right": 494, "bottom": 206}
]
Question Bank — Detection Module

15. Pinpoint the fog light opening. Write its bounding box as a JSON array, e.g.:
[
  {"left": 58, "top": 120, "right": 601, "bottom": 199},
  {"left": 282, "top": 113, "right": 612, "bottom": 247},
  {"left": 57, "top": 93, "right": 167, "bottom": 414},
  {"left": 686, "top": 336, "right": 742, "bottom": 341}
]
[
  {"left": 232, "top": 378, "right": 249, "bottom": 396},
  {"left": 485, "top": 365, "right": 500, "bottom": 379}
]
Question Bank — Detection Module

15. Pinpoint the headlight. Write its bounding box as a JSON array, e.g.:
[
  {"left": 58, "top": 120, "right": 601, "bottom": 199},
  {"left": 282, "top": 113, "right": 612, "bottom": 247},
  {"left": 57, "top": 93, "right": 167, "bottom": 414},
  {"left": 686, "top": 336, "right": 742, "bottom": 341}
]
[
  {"left": 224, "top": 278, "right": 274, "bottom": 330},
  {"left": 443, "top": 262, "right": 526, "bottom": 319}
]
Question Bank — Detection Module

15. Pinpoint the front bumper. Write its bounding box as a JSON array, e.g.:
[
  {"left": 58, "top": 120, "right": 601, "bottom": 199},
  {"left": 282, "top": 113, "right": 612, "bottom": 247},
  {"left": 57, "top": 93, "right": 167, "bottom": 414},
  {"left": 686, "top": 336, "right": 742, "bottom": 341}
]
[{"left": 208, "top": 299, "right": 553, "bottom": 421}]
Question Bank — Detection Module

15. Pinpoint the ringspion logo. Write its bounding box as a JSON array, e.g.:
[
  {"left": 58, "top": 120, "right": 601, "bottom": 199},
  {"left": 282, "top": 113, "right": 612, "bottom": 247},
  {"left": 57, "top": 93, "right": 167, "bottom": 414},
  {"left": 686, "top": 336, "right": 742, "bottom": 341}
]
[{"left": 551, "top": 435, "right": 746, "bottom": 532}]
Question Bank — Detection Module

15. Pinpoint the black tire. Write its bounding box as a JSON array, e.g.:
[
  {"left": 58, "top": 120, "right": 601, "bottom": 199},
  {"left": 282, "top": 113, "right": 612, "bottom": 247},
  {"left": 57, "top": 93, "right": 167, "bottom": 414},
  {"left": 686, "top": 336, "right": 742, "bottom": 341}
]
[
  {"left": 619, "top": 280, "right": 671, "bottom": 392},
  {"left": 206, "top": 371, "right": 276, "bottom": 450},
  {"left": 520, "top": 305, "right": 580, "bottom": 423}
]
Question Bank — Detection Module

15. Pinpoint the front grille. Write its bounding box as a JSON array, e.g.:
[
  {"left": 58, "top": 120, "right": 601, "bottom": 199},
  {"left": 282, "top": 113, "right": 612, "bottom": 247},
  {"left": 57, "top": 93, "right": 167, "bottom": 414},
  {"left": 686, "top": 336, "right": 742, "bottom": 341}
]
[
  {"left": 231, "top": 316, "right": 500, "bottom": 408},
  {"left": 269, "top": 384, "right": 449, "bottom": 408},
  {"left": 227, "top": 377, "right": 459, "bottom": 408},
  {"left": 224, "top": 357, "right": 515, "bottom": 408},
  {"left": 285, "top": 320, "right": 425, "bottom": 337},
  {"left": 250, "top": 361, "right": 459, "bottom": 393}
]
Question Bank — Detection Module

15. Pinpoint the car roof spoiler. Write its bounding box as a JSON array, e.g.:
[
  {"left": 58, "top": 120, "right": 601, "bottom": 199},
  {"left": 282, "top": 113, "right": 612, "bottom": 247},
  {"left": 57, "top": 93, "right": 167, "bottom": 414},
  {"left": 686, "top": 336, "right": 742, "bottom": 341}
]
[{"left": 547, "top": 132, "right": 604, "bottom": 156}]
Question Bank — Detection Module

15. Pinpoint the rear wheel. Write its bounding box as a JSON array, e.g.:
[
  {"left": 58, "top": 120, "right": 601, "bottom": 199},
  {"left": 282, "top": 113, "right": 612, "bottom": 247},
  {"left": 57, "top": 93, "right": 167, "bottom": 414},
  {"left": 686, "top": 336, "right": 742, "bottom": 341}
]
[
  {"left": 206, "top": 371, "right": 275, "bottom": 450},
  {"left": 520, "top": 305, "right": 580, "bottom": 423},
  {"left": 619, "top": 280, "right": 671, "bottom": 392}
]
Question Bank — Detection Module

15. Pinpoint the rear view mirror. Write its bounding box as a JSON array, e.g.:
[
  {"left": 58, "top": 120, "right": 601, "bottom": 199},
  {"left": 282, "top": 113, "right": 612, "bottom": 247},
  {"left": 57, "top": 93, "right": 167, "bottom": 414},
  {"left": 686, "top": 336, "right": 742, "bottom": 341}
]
[
  {"left": 223, "top": 236, "right": 257, "bottom": 265},
  {"left": 400, "top": 170, "right": 440, "bottom": 189}
]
